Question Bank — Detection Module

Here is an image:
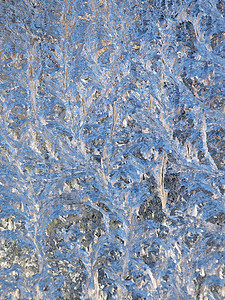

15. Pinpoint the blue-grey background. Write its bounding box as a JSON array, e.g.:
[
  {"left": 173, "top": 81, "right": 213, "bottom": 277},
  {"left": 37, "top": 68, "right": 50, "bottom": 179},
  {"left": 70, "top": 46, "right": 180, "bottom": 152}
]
[{"left": 0, "top": 0, "right": 225, "bottom": 299}]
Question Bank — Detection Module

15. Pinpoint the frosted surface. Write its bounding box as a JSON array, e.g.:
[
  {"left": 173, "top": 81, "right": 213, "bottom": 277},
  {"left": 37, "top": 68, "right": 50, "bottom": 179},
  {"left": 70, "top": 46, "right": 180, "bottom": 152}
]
[{"left": 0, "top": 0, "right": 225, "bottom": 299}]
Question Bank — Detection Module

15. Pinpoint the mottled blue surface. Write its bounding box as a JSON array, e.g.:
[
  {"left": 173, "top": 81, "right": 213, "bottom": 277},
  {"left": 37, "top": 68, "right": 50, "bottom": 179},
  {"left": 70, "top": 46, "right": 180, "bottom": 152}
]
[{"left": 0, "top": 0, "right": 225, "bottom": 299}]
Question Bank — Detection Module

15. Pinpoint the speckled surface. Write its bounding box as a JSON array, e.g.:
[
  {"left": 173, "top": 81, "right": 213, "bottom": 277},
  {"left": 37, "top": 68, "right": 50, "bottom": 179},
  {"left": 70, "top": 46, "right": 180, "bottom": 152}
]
[{"left": 0, "top": 0, "right": 225, "bottom": 299}]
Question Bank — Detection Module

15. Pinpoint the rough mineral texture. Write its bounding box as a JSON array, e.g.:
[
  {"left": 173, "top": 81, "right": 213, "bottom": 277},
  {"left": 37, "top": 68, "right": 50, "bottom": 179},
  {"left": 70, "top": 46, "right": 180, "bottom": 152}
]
[{"left": 0, "top": 0, "right": 225, "bottom": 299}]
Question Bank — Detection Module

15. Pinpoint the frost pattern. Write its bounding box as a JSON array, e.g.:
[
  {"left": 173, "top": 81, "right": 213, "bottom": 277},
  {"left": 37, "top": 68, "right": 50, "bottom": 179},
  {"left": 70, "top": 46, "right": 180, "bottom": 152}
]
[{"left": 0, "top": 0, "right": 225, "bottom": 299}]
